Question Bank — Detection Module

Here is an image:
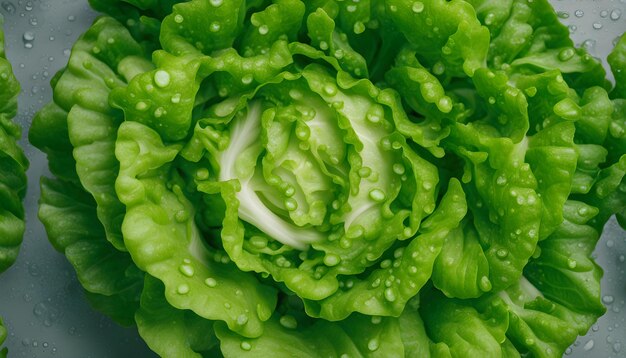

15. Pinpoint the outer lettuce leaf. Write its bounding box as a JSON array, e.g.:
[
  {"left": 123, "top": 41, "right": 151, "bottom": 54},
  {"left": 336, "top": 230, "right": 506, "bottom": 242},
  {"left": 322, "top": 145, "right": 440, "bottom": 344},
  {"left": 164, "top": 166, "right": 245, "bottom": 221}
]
[
  {"left": 391, "top": 41, "right": 584, "bottom": 301},
  {"left": 434, "top": 199, "right": 605, "bottom": 358},
  {"left": 29, "top": 101, "right": 81, "bottom": 184},
  {"left": 30, "top": 17, "right": 153, "bottom": 327},
  {"left": 216, "top": 298, "right": 437, "bottom": 358},
  {"left": 430, "top": 119, "right": 577, "bottom": 298},
  {"left": 38, "top": 177, "right": 143, "bottom": 326},
  {"left": 136, "top": 275, "right": 220, "bottom": 358},
  {"left": 0, "top": 14, "right": 28, "bottom": 273},
  {"left": 524, "top": 200, "right": 605, "bottom": 316},
  {"left": 421, "top": 197, "right": 606, "bottom": 358},
  {"left": 115, "top": 120, "right": 277, "bottom": 338},
  {"left": 34, "top": 17, "right": 154, "bottom": 252},
  {"left": 420, "top": 286, "right": 522, "bottom": 358}
]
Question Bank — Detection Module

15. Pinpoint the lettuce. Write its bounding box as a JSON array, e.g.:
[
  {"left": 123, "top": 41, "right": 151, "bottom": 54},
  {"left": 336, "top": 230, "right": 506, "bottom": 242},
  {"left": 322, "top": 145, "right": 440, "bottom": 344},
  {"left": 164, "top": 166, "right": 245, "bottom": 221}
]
[
  {"left": 0, "top": 316, "right": 6, "bottom": 358},
  {"left": 0, "top": 14, "right": 28, "bottom": 358},
  {"left": 29, "top": 1, "right": 625, "bottom": 357},
  {"left": 0, "top": 14, "right": 28, "bottom": 274}
]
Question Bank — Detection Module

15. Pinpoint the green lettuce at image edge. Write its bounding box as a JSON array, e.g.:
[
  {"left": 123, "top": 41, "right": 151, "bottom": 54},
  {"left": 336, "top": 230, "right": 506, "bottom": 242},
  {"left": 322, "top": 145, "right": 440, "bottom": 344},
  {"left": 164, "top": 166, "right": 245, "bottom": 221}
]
[
  {"left": 0, "top": 12, "right": 29, "bottom": 358},
  {"left": 27, "top": 0, "right": 626, "bottom": 357},
  {"left": 0, "top": 14, "right": 28, "bottom": 274}
]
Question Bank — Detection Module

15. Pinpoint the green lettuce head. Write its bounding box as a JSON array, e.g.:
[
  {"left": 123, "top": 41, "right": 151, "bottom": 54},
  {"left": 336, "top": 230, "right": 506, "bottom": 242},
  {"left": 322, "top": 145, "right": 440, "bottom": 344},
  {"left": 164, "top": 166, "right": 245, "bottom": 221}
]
[{"left": 29, "top": 0, "right": 625, "bottom": 357}]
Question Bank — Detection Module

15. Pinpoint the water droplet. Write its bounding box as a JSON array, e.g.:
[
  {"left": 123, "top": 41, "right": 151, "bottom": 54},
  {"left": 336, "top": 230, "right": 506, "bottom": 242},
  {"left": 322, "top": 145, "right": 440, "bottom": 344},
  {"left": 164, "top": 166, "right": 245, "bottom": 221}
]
[
  {"left": 174, "top": 14, "right": 184, "bottom": 23},
  {"left": 479, "top": 276, "right": 492, "bottom": 292},
  {"left": 384, "top": 287, "right": 397, "bottom": 302},
  {"left": 575, "top": 9, "right": 584, "bottom": 17},
  {"left": 353, "top": 21, "right": 365, "bottom": 34},
  {"left": 392, "top": 163, "right": 405, "bottom": 175},
  {"left": 603, "top": 295, "right": 615, "bottom": 304},
  {"left": 154, "top": 70, "right": 171, "bottom": 88},
  {"left": 210, "top": 22, "right": 221, "bottom": 32},
  {"left": 210, "top": 0, "right": 223, "bottom": 6},
  {"left": 154, "top": 107, "right": 166, "bottom": 118},
  {"left": 369, "top": 189, "right": 386, "bottom": 202},
  {"left": 240, "top": 74, "right": 254, "bottom": 85},
  {"left": 284, "top": 198, "right": 297, "bottom": 211},
  {"left": 358, "top": 166, "right": 372, "bottom": 177},
  {"left": 1, "top": 2, "right": 16, "bottom": 14},
  {"left": 170, "top": 93, "right": 182, "bottom": 104},
  {"left": 613, "top": 343, "right": 622, "bottom": 353},
  {"left": 240, "top": 341, "right": 252, "bottom": 351},
  {"left": 179, "top": 264, "right": 194, "bottom": 277},
  {"left": 583, "top": 339, "right": 594, "bottom": 351},
  {"left": 204, "top": 277, "right": 217, "bottom": 287},
  {"left": 23, "top": 31, "right": 35, "bottom": 49},
  {"left": 258, "top": 25, "right": 269, "bottom": 35},
  {"left": 438, "top": 97, "right": 452, "bottom": 112},
  {"left": 610, "top": 9, "right": 622, "bottom": 20},
  {"left": 412, "top": 1, "right": 424, "bottom": 13},
  {"left": 558, "top": 48, "right": 575, "bottom": 61},
  {"left": 565, "top": 347, "right": 572, "bottom": 355},
  {"left": 323, "top": 254, "right": 341, "bottom": 267},
  {"left": 237, "top": 314, "right": 249, "bottom": 325},
  {"left": 279, "top": 315, "right": 298, "bottom": 329},
  {"left": 368, "top": 338, "right": 380, "bottom": 351},
  {"left": 600, "top": 10, "right": 609, "bottom": 18},
  {"left": 323, "top": 83, "right": 337, "bottom": 96},
  {"left": 557, "top": 11, "right": 569, "bottom": 19},
  {"left": 592, "top": 22, "right": 603, "bottom": 30},
  {"left": 567, "top": 259, "right": 577, "bottom": 269},
  {"left": 177, "top": 284, "right": 190, "bottom": 294}
]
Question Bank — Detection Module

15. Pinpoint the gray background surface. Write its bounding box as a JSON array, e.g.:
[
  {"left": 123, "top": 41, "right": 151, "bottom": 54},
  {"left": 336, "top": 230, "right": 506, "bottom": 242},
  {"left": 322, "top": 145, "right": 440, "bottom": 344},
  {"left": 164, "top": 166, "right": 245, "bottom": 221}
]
[{"left": 0, "top": 0, "right": 624, "bottom": 357}]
